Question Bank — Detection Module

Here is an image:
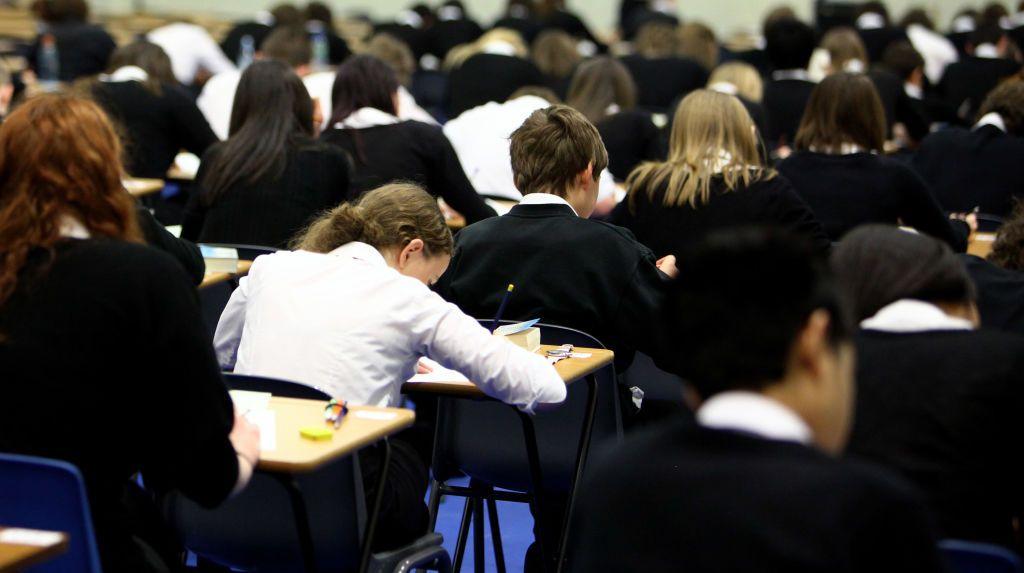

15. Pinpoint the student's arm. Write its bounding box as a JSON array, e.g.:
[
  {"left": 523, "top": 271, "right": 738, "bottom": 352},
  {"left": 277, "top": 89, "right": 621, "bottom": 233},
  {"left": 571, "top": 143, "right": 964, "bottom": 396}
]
[
  {"left": 424, "top": 127, "right": 497, "bottom": 224},
  {"left": 214, "top": 274, "right": 250, "bottom": 370},
  {"left": 181, "top": 149, "right": 216, "bottom": 241},
  {"left": 136, "top": 204, "right": 206, "bottom": 285},
  {"left": 168, "top": 85, "right": 219, "bottom": 158},
  {"left": 610, "top": 245, "right": 672, "bottom": 365},
  {"left": 767, "top": 177, "right": 832, "bottom": 254},
  {"left": 413, "top": 289, "right": 567, "bottom": 412},
  {"left": 897, "top": 166, "right": 968, "bottom": 252}
]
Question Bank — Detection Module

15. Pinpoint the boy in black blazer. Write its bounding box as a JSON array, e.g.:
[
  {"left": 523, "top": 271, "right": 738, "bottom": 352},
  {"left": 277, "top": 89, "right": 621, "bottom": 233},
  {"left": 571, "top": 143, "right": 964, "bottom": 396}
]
[{"left": 567, "top": 228, "right": 946, "bottom": 572}]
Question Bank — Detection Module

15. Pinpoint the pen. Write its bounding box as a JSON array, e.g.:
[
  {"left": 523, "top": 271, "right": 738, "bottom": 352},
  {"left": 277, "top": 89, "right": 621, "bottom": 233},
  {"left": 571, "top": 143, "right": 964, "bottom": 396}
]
[{"left": 490, "top": 283, "right": 515, "bottom": 332}]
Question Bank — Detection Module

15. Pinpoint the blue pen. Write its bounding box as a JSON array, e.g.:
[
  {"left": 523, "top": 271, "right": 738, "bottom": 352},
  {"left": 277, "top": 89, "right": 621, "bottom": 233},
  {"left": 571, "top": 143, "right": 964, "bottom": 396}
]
[{"left": 490, "top": 284, "right": 515, "bottom": 332}]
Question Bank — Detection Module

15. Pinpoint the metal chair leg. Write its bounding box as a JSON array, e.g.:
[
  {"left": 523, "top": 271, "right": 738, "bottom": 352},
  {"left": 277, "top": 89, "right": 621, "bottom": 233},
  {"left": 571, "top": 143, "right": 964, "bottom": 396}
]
[
  {"left": 427, "top": 478, "right": 443, "bottom": 532},
  {"left": 452, "top": 497, "right": 473, "bottom": 572},
  {"left": 473, "top": 498, "right": 485, "bottom": 573},
  {"left": 486, "top": 498, "right": 507, "bottom": 573}
]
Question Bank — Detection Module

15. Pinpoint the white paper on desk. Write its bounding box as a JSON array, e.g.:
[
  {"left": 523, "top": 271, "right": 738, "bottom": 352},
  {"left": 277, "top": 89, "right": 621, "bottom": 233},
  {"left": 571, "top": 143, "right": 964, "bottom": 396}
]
[
  {"left": 354, "top": 410, "right": 399, "bottom": 420},
  {"left": 243, "top": 409, "right": 277, "bottom": 452},
  {"left": 0, "top": 528, "right": 63, "bottom": 547},
  {"left": 493, "top": 319, "right": 539, "bottom": 336},
  {"left": 408, "top": 357, "right": 469, "bottom": 382},
  {"left": 230, "top": 390, "right": 271, "bottom": 412}
]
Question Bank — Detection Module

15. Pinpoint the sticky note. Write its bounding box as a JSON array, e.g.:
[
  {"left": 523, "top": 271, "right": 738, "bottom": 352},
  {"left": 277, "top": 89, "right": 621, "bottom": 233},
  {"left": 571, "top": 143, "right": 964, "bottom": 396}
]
[{"left": 299, "top": 426, "right": 333, "bottom": 441}]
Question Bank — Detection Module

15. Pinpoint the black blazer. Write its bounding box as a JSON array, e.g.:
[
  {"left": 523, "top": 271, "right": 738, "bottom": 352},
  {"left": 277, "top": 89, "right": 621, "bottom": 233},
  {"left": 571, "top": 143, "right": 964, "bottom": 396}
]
[
  {"left": 596, "top": 110, "right": 663, "bottom": 181},
  {"left": 92, "top": 81, "right": 218, "bottom": 179},
  {"left": 778, "top": 151, "right": 966, "bottom": 250},
  {"left": 28, "top": 23, "right": 116, "bottom": 82},
  {"left": 447, "top": 53, "right": 545, "bottom": 117},
  {"left": 568, "top": 420, "right": 946, "bottom": 572},
  {"left": 608, "top": 174, "right": 831, "bottom": 258},
  {"left": 858, "top": 26, "right": 908, "bottom": 63},
  {"left": 136, "top": 205, "right": 205, "bottom": 285},
  {"left": 320, "top": 120, "right": 496, "bottom": 224},
  {"left": 434, "top": 203, "right": 669, "bottom": 370},
  {"left": 939, "top": 57, "right": 1021, "bottom": 122},
  {"left": 962, "top": 254, "right": 1024, "bottom": 335},
  {"left": 619, "top": 55, "right": 708, "bottom": 112},
  {"left": 428, "top": 19, "right": 483, "bottom": 59},
  {"left": 183, "top": 141, "right": 349, "bottom": 249},
  {"left": 763, "top": 77, "right": 817, "bottom": 147},
  {"left": 847, "top": 329, "right": 1024, "bottom": 549},
  {"left": 911, "top": 125, "right": 1024, "bottom": 217}
]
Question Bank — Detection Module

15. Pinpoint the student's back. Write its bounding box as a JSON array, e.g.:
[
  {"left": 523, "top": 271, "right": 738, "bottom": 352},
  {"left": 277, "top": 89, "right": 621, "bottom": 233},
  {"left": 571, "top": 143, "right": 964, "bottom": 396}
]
[
  {"left": 447, "top": 52, "right": 545, "bottom": 117},
  {"left": 763, "top": 77, "right": 816, "bottom": 146},
  {"left": 29, "top": 22, "right": 116, "bottom": 81},
  {"left": 962, "top": 254, "right": 1024, "bottom": 335},
  {"left": 940, "top": 56, "right": 1020, "bottom": 121},
  {"left": 619, "top": 54, "right": 708, "bottom": 112}
]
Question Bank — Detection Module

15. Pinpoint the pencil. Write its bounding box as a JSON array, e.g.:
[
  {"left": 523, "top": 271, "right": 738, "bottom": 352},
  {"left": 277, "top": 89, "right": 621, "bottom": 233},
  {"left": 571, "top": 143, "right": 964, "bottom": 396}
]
[{"left": 490, "top": 283, "right": 515, "bottom": 332}]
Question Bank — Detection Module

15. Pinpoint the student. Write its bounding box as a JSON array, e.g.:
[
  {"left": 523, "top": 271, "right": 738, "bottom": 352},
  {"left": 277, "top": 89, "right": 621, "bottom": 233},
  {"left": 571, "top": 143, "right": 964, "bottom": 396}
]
[
  {"left": 610, "top": 90, "right": 830, "bottom": 259},
  {"left": 444, "top": 29, "right": 545, "bottom": 117},
  {"left": 321, "top": 55, "right": 495, "bottom": 223},
  {"left": 90, "top": 41, "right": 218, "bottom": 180},
  {"left": 183, "top": 60, "right": 348, "bottom": 248},
  {"left": 705, "top": 61, "right": 768, "bottom": 139},
  {"left": 494, "top": 0, "right": 542, "bottom": 45},
  {"left": 962, "top": 202, "right": 1024, "bottom": 335},
  {"left": 677, "top": 21, "right": 719, "bottom": 72},
  {"left": 364, "top": 33, "right": 439, "bottom": 126},
  {"left": 304, "top": 1, "right": 352, "bottom": 65},
  {"left": 854, "top": 1, "right": 907, "bottom": 64},
  {"left": 939, "top": 24, "right": 1022, "bottom": 122},
  {"left": 619, "top": 21, "right": 708, "bottom": 113},
  {"left": 220, "top": 3, "right": 302, "bottom": 64},
  {"left": 0, "top": 93, "right": 259, "bottom": 573},
  {"left": 26, "top": 0, "right": 115, "bottom": 82},
  {"left": 898, "top": 8, "right": 958, "bottom": 87},
  {"left": 533, "top": 0, "right": 604, "bottom": 53},
  {"left": 427, "top": 0, "right": 484, "bottom": 60},
  {"left": 912, "top": 80, "right": 1024, "bottom": 217},
  {"left": 565, "top": 57, "right": 662, "bottom": 181},
  {"left": 778, "top": 73, "right": 966, "bottom": 250},
  {"left": 146, "top": 21, "right": 236, "bottom": 87},
  {"left": 763, "top": 17, "right": 818, "bottom": 148},
  {"left": 568, "top": 228, "right": 945, "bottom": 572},
  {"left": 214, "top": 183, "right": 565, "bottom": 550},
  {"left": 435, "top": 102, "right": 675, "bottom": 573},
  {"left": 881, "top": 40, "right": 958, "bottom": 130},
  {"left": 833, "top": 225, "right": 1024, "bottom": 549},
  {"left": 531, "top": 29, "right": 582, "bottom": 99}
]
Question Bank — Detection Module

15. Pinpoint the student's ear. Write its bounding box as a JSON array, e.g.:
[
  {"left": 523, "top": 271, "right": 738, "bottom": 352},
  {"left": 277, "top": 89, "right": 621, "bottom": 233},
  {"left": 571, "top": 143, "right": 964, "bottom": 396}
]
[
  {"left": 392, "top": 91, "right": 401, "bottom": 116},
  {"left": 398, "top": 238, "right": 426, "bottom": 269},
  {"left": 794, "top": 309, "right": 832, "bottom": 382}
]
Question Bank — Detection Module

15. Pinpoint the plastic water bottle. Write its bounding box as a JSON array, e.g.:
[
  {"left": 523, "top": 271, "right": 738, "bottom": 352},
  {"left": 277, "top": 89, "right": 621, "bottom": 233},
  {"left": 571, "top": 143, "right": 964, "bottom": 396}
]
[
  {"left": 38, "top": 33, "right": 60, "bottom": 88},
  {"left": 237, "top": 34, "right": 255, "bottom": 70},
  {"left": 311, "top": 30, "right": 329, "bottom": 69}
]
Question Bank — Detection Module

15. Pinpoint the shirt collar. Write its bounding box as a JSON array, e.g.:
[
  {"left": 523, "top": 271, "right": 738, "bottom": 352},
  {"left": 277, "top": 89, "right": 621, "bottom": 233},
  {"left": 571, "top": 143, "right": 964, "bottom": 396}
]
[
  {"left": 771, "top": 68, "right": 814, "bottom": 82},
  {"left": 974, "top": 43, "right": 1001, "bottom": 59},
  {"left": 904, "top": 82, "right": 924, "bottom": 100},
  {"left": 861, "top": 299, "right": 975, "bottom": 333},
  {"left": 518, "top": 193, "right": 579, "bottom": 216},
  {"left": 335, "top": 107, "right": 401, "bottom": 130},
  {"left": 326, "top": 241, "right": 388, "bottom": 266},
  {"left": 975, "top": 112, "right": 1007, "bottom": 133},
  {"left": 99, "top": 65, "right": 149, "bottom": 83},
  {"left": 856, "top": 12, "right": 885, "bottom": 30},
  {"left": 697, "top": 391, "right": 813, "bottom": 445},
  {"left": 59, "top": 215, "right": 91, "bottom": 239}
]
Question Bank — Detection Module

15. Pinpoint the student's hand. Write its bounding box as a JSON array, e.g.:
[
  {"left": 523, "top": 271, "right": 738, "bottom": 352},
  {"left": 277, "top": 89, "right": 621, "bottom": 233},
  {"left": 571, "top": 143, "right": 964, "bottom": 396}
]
[
  {"left": 230, "top": 411, "right": 261, "bottom": 466},
  {"left": 949, "top": 212, "right": 979, "bottom": 235},
  {"left": 416, "top": 359, "right": 434, "bottom": 374},
  {"left": 656, "top": 254, "right": 679, "bottom": 279}
]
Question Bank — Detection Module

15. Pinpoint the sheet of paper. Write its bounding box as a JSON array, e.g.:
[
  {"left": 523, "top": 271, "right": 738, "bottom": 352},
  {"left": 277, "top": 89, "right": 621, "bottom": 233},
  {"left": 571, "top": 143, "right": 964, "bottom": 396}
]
[
  {"left": 493, "top": 318, "right": 540, "bottom": 336},
  {"left": 354, "top": 410, "right": 399, "bottom": 421},
  {"left": 0, "top": 528, "right": 63, "bottom": 547},
  {"left": 408, "top": 357, "right": 470, "bottom": 382},
  {"left": 165, "top": 224, "right": 182, "bottom": 238},
  {"left": 230, "top": 390, "right": 271, "bottom": 412},
  {"left": 244, "top": 409, "right": 277, "bottom": 451}
]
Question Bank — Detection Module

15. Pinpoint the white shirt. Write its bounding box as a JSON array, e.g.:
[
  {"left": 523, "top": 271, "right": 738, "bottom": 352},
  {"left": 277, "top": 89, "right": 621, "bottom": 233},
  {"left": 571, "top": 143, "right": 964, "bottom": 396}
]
[
  {"left": 697, "top": 391, "right": 813, "bottom": 445},
  {"left": 519, "top": 193, "right": 578, "bottom": 216},
  {"left": 906, "top": 24, "right": 958, "bottom": 85},
  {"left": 861, "top": 299, "right": 974, "bottom": 333},
  {"left": 214, "top": 242, "right": 566, "bottom": 412},
  {"left": 147, "top": 23, "right": 235, "bottom": 86}
]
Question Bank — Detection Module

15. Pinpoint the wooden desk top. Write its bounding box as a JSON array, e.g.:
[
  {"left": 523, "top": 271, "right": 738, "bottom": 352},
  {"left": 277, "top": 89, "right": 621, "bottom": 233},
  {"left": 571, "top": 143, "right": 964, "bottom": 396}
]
[
  {"left": 123, "top": 178, "right": 165, "bottom": 197},
  {"left": 0, "top": 528, "right": 68, "bottom": 573},
  {"left": 402, "top": 345, "right": 614, "bottom": 398},
  {"left": 258, "top": 397, "right": 415, "bottom": 473},
  {"left": 968, "top": 232, "right": 996, "bottom": 259},
  {"left": 199, "top": 260, "right": 253, "bottom": 290}
]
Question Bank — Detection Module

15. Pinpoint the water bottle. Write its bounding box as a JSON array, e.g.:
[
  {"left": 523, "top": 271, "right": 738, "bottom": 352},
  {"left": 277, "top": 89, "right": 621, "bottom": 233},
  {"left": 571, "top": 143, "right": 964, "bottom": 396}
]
[
  {"left": 311, "top": 30, "right": 329, "bottom": 70},
  {"left": 237, "top": 34, "right": 255, "bottom": 70},
  {"left": 38, "top": 33, "right": 60, "bottom": 88}
]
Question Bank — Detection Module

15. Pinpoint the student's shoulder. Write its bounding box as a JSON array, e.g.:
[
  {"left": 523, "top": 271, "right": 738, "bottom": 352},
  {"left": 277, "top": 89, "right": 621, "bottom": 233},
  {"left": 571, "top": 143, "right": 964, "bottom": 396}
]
[
  {"left": 59, "top": 239, "right": 193, "bottom": 290},
  {"left": 835, "top": 457, "right": 931, "bottom": 509},
  {"left": 398, "top": 119, "right": 447, "bottom": 139}
]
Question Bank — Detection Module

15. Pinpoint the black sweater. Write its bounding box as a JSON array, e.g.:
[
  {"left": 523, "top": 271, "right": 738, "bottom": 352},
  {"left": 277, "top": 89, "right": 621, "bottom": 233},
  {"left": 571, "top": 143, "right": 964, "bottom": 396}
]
[
  {"left": 962, "top": 254, "right": 1024, "bottom": 336},
  {"left": 183, "top": 141, "right": 349, "bottom": 249},
  {"left": 568, "top": 420, "right": 945, "bottom": 572},
  {"left": 446, "top": 53, "right": 545, "bottom": 118},
  {"left": 28, "top": 23, "right": 116, "bottom": 82},
  {"left": 92, "top": 81, "right": 218, "bottom": 179},
  {"left": 847, "top": 329, "right": 1024, "bottom": 549},
  {"left": 939, "top": 57, "right": 1022, "bottom": 122},
  {"left": 763, "top": 78, "right": 816, "bottom": 147},
  {"left": 619, "top": 55, "right": 708, "bottom": 112},
  {"left": 596, "top": 110, "right": 663, "bottom": 181},
  {"left": 778, "top": 151, "right": 966, "bottom": 250},
  {"left": 321, "top": 121, "right": 496, "bottom": 224},
  {"left": 136, "top": 204, "right": 205, "bottom": 285},
  {"left": 911, "top": 125, "right": 1024, "bottom": 217},
  {"left": 0, "top": 240, "right": 239, "bottom": 572},
  {"left": 608, "top": 174, "right": 831, "bottom": 258}
]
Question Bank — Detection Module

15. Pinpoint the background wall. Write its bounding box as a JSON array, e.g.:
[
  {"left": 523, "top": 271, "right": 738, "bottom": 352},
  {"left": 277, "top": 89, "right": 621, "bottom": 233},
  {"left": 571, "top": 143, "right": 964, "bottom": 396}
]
[{"left": 88, "top": 0, "right": 1005, "bottom": 38}]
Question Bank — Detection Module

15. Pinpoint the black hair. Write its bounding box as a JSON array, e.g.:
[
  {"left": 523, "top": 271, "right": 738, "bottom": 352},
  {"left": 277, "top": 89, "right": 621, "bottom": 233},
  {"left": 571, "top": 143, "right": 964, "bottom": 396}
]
[
  {"left": 830, "top": 225, "right": 976, "bottom": 322},
  {"left": 329, "top": 54, "right": 400, "bottom": 125},
  {"left": 881, "top": 40, "right": 925, "bottom": 81},
  {"left": 667, "top": 227, "right": 851, "bottom": 399},
  {"left": 765, "top": 18, "right": 817, "bottom": 71},
  {"left": 970, "top": 23, "right": 1006, "bottom": 48},
  {"left": 199, "top": 60, "right": 314, "bottom": 204}
]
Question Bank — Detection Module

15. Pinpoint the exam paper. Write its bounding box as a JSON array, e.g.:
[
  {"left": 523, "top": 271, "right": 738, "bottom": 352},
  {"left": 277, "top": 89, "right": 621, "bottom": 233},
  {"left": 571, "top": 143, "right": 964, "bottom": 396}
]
[{"left": 408, "top": 357, "right": 470, "bottom": 382}]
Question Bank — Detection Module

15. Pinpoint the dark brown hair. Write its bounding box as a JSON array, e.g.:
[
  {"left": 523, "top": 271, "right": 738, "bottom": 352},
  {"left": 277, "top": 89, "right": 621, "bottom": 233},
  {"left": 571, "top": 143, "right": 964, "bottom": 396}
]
[
  {"left": 509, "top": 104, "right": 608, "bottom": 197},
  {"left": 565, "top": 57, "right": 636, "bottom": 124},
  {"left": 794, "top": 72, "right": 886, "bottom": 152},
  {"left": 262, "top": 25, "right": 312, "bottom": 68},
  {"left": 989, "top": 201, "right": 1024, "bottom": 271},
  {"left": 977, "top": 78, "right": 1024, "bottom": 136},
  {"left": 105, "top": 41, "right": 176, "bottom": 95},
  {"left": 532, "top": 29, "right": 581, "bottom": 79}
]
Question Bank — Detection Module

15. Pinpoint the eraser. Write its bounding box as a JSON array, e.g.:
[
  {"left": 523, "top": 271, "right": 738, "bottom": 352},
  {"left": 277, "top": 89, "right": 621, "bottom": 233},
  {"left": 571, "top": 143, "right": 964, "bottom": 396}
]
[{"left": 299, "top": 426, "right": 333, "bottom": 441}]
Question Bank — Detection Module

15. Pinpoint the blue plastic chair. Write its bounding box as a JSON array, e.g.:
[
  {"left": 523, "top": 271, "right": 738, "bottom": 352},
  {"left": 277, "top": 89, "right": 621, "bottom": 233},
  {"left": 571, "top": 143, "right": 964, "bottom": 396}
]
[
  {"left": 941, "top": 540, "right": 1023, "bottom": 573},
  {"left": 0, "top": 453, "right": 103, "bottom": 573}
]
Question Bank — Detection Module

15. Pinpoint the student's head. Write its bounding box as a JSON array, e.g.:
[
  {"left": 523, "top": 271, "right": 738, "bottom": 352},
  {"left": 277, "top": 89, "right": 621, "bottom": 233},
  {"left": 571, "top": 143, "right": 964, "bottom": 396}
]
[
  {"left": 707, "top": 61, "right": 764, "bottom": 103},
  {"left": 505, "top": 0, "right": 532, "bottom": 18},
  {"left": 565, "top": 57, "right": 637, "bottom": 124},
  {"left": 509, "top": 104, "right": 608, "bottom": 217},
  {"left": 762, "top": 5, "right": 797, "bottom": 37},
  {"left": 31, "top": 0, "right": 89, "bottom": 23},
  {"left": 365, "top": 33, "right": 417, "bottom": 87},
  {"left": 531, "top": 30, "right": 582, "bottom": 80},
  {"left": 881, "top": 40, "right": 925, "bottom": 83},
  {"left": 0, "top": 94, "right": 141, "bottom": 309},
  {"left": 293, "top": 183, "right": 453, "bottom": 284},
  {"left": 634, "top": 21, "right": 679, "bottom": 58},
  {"left": 261, "top": 25, "right": 313, "bottom": 72},
  {"left": 989, "top": 201, "right": 1024, "bottom": 271},
  {"left": 669, "top": 227, "right": 854, "bottom": 454},
  {"left": 765, "top": 17, "right": 816, "bottom": 71},
  {"left": 330, "top": 54, "right": 399, "bottom": 125},
  {"left": 304, "top": 1, "right": 335, "bottom": 31},
  {"left": 981, "top": 1, "right": 1010, "bottom": 27},
  {"left": 899, "top": 8, "right": 935, "bottom": 30},
  {"left": 794, "top": 73, "right": 886, "bottom": 153},
  {"left": 968, "top": 23, "right": 1009, "bottom": 56},
  {"left": 629, "top": 90, "right": 763, "bottom": 207},
  {"left": 270, "top": 3, "right": 303, "bottom": 27},
  {"left": 831, "top": 225, "right": 977, "bottom": 323},
  {"left": 105, "top": 41, "right": 176, "bottom": 94},
  {"left": 444, "top": 28, "right": 528, "bottom": 70},
  {"left": 820, "top": 27, "right": 868, "bottom": 74},
  {"left": 977, "top": 79, "right": 1024, "bottom": 135},
  {"left": 201, "top": 60, "right": 314, "bottom": 203},
  {"left": 677, "top": 22, "right": 719, "bottom": 71}
]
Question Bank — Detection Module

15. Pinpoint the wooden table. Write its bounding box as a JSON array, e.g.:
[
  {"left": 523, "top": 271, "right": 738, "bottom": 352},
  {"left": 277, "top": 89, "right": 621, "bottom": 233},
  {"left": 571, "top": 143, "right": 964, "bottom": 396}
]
[
  {"left": 199, "top": 260, "right": 253, "bottom": 290},
  {"left": 969, "top": 232, "right": 996, "bottom": 259},
  {"left": 0, "top": 527, "right": 68, "bottom": 572},
  {"left": 123, "top": 178, "right": 165, "bottom": 197}
]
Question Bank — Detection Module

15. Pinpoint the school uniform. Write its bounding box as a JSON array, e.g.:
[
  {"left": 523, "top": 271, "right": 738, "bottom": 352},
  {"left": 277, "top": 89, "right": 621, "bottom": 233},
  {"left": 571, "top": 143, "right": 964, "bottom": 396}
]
[
  {"left": 28, "top": 23, "right": 116, "bottom": 82},
  {"left": 568, "top": 392, "right": 946, "bottom": 572},
  {"left": 906, "top": 23, "right": 959, "bottom": 85},
  {"left": 858, "top": 26, "right": 908, "bottom": 63},
  {"left": 321, "top": 109, "right": 496, "bottom": 224},
  {"left": 763, "top": 72, "right": 817, "bottom": 147},
  {"left": 911, "top": 116, "right": 1024, "bottom": 217},
  {"left": 0, "top": 238, "right": 241, "bottom": 573},
  {"left": 778, "top": 151, "right": 966, "bottom": 250},
  {"left": 618, "top": 55, "right": 708, "bottom": 112},
  {"left": 428, "top": 18, "right": 483, "bottom": 59},
  {"left": 847, "top": 300, "right": 1024, "bottom": 549},
  {"left": 447, "top": 53, "right": 545, "bottom": 117},
  {"left": 596, "top": 109, "right": 663, "bottom": 181},
  {"left": 869, "top": 68, "right": 930, "bottom": 141},
  {"left": 182, "top": 141, "right": 349, "bottom": 249},
  {"left": 961, "top": 254, "right": 1024, "bottom": 335},
  {"left": 135, "top": 204, "right": 206, "bottom": 285},
  {"left": 609, "top": 173, "right": 831, "bottom": 258},
  {"left": 939, "top": 55, "right": 1021, "bottom": 122}
]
